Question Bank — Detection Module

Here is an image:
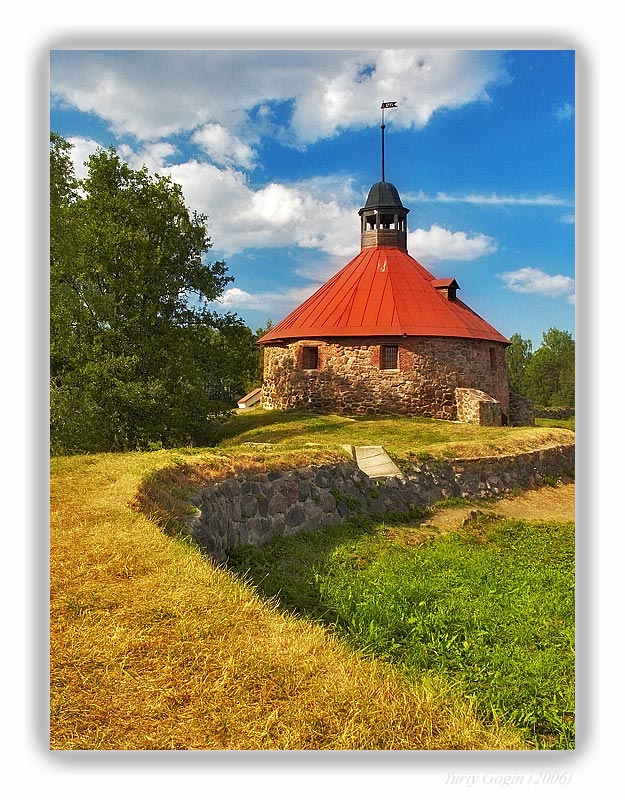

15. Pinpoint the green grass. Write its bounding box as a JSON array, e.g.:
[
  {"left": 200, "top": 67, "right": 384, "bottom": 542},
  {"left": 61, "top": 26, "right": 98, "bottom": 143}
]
[
  {"left": 215, "top": 408, "right": 574, "bottom": 459},
  {"left": 535, "top": 417, "right": 575, "bottom": 431},
  {"left": 229, "top": 513, "right": 575, "bottom": 749}
]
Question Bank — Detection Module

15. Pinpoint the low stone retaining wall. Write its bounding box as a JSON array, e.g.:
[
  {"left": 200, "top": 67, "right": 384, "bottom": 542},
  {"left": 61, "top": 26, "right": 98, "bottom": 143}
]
[
  {"left": 534, "top": 406, "right": 575, "bottom": 420},
  {"left": 186, "top": 444, "right": 575, "bottom": 563}
]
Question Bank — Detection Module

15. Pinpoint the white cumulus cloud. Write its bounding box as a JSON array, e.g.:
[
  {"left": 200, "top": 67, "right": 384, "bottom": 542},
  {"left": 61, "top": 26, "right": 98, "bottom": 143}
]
[
  {"left": 165, "top": 160, "right": 360, "bottom": 257},
  {"left": 191, "top": 123, "right": 257, "bottom": 169},
  {"left": 67, "top": 136, "right": 177, "bottom": 179},
  {"left": 408, "top": 224, "right": 497, "bottom": 262},
  {"left": 216, "top": 284, "right": 323, "bottom": 317},
  {"left": 217, "top": 287, "right": 263, "bottom": 308},
  {"left": 67, "top": 136, "right": 101, "bottom": 180},
  {"left": 51, "top": 50, "right": 505, "bottom": 152},
  {"left": 118, "top": 141, "right": 178, "bottom": 174},
  {"left": 499, "top": 267, "right": 575, "bottom": 300},
  {"left": 59, "top": 139, "right": 359, "bottom": 258},
  {"left": 289, "top": 49, "right": 504, "bottom": 143}
]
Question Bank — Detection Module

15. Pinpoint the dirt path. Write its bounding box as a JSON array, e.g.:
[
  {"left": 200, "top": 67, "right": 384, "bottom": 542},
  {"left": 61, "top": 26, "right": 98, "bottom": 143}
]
[{"left": 422, "top": 480, "right": 575, "bottom": 531}]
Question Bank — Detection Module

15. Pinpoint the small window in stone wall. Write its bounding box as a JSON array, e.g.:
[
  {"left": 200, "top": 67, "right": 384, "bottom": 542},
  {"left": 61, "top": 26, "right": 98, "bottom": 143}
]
[
  {"left": 489, "top": 347, "right": 497, "bottom": 371},
  {"left": 301, "top": 346, "right": 319, "bottom": 370},
  {"left": 380, "top": 344, "right": 399, "bottom": 370}
]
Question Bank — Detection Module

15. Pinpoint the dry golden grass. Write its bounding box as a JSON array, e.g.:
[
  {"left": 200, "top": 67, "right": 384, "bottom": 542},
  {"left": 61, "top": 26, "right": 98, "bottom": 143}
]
[
  {"left": 51, "top": 449, "right": 526, "bottom": 750},
  {"left": 416, "top": 426, "right": 575, "bottom": 460}
]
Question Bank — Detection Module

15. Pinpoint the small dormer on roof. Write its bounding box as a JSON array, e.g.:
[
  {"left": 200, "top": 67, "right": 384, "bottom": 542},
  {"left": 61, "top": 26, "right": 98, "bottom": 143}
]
[
  {"left": 358, "top": 180, "right": 410, "bottom": 251},
  {"left": 432, "top": 277, "right": 460, "bottom": 301}
]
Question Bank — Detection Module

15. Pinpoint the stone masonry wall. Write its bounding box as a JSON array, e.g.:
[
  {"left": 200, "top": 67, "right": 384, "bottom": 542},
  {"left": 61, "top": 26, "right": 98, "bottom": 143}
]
[
  {"left": 186, "top": 444, "right": 574, "bottom": 562},
  {"left": 455, "top": 387, "right": 502, "bottom": 426},
  {"left": 509, "top": 391, "right": 535, "bottom": 426},
  {"left": 261, "top": 336, "right": 510, "bottom": 421},
  {"left": 534, "top": 406, "right": 575, "bottom": 420}
]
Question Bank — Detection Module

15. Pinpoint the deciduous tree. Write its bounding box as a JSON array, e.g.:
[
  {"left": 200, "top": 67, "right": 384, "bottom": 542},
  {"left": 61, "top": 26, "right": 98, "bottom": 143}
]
[
  {"left": 505, "top": 333, "right": 533, "bottom": 396},
  {"left": 524, "top": 328, "right": 575, "bottom": 407},
  {"left": 50, "top": 135, "right": 258, "bottom": 453}
]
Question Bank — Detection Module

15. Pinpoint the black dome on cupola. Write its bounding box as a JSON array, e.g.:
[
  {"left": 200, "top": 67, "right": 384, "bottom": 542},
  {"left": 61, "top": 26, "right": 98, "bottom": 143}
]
[{"left": 360, "top": 180, "right": 409, "bottom": 214}]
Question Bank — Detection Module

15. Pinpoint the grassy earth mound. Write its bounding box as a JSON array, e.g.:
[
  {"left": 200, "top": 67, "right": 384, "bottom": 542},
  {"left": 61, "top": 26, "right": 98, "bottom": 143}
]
[{"left": 51, "top": 412, "right": 574, "bottom": 750}]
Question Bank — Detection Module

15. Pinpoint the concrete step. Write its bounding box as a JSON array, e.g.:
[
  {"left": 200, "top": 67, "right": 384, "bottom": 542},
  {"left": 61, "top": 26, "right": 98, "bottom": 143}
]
[{"left": 352, "top": 445, "right": 404, "bottom": 479}]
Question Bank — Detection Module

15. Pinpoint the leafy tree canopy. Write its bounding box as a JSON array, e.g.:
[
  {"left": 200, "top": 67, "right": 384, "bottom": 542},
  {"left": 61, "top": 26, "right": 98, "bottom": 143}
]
[
  {"left": 508, "top": 327, "right": 575, "bottom": 408},
  {"left": 50, "top": 134, "right": 262, "bottom": 454}
]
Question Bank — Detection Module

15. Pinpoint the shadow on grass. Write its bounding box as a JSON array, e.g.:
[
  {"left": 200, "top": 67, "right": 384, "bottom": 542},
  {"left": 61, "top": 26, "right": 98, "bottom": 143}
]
[
  {"left": 226, "top": 517, "right": 367, "bottom": 623},
  {"left": 214, "top": 409, "right": 338, "bottom": 445},
  {"left": 213, "top": 408, "right": 451, "bottom": 449},
  {"left": 226, "top": 513, "right": 424, "bottom": 625}
]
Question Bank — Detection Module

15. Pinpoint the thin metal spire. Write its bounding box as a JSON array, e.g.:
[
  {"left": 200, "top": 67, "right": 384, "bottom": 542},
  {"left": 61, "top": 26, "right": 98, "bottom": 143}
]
[{"left": 380, "top": 101, "right": 397, "bottom": 181}]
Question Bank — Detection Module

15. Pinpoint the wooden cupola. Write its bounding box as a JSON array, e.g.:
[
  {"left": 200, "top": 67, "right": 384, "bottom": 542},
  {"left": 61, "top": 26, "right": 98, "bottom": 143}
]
[{"left": 358, "top": 181, "right": 410, "bottom": 251}]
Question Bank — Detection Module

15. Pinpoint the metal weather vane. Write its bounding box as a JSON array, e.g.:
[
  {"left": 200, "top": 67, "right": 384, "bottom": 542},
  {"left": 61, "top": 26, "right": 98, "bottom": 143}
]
[{"left": 380, "top": 101, "right": 397, "bottom": 181}]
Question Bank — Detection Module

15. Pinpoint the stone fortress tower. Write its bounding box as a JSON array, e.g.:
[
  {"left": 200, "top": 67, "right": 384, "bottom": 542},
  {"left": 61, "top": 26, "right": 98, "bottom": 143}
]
[{"left": 258, "top": 114, "right": 534, "bottom": 426}]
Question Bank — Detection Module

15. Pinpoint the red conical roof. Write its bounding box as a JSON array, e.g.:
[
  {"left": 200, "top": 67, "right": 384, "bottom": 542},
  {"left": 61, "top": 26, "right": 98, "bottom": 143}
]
[{"left": 258, "top": 246, "right": 508, "bottom": 344}]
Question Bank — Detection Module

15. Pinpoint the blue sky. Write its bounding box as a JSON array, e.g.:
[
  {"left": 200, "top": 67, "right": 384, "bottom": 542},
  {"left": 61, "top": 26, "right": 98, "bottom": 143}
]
[{"left": 50, "top": 49, "right": 575, "bottom": 348}]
